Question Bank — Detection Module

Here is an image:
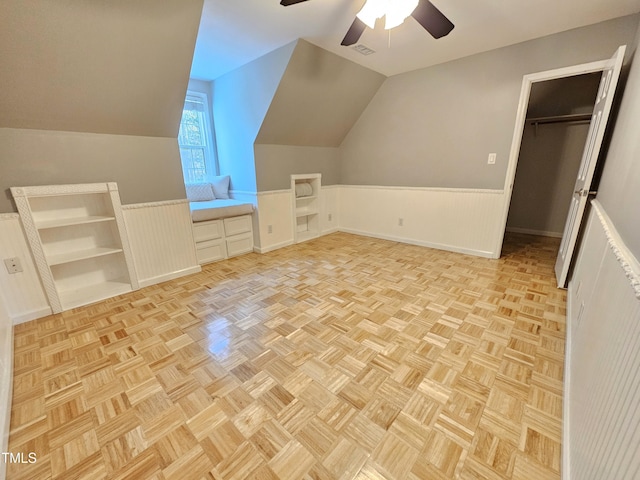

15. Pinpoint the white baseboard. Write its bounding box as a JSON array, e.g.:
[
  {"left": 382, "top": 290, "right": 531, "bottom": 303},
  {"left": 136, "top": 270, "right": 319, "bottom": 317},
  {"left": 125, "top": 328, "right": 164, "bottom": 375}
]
[
  {"left": 137, "top": 266, "right": 202, "bottom": 289},
  {"left": 0, "top": 324, "right": 14, "bottom": 480},
  {"left": 563, "top": 284, "right": 573, "bottom": 480},
  {"left": 506, "top": 227, "right": 563, "bottom": 238},
  {"left": 254, "top": 240, "right": 294, "bottom": 254},
  {"left": 338, "top": 228, "right": 496, "bottom": 258},
  {"left": 12, "top": 306, "right": 52, "bottom": 325},
  {"left": 321, "top": 228, "right": 340, "bottom": 236}
]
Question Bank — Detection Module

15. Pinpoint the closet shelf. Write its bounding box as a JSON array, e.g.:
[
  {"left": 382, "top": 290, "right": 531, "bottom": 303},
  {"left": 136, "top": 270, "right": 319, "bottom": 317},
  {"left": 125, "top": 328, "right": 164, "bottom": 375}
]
[
  {"left": 35, "top": 215, "right": 116, "bottom": 230},
  {"left": 47, "top": 247, "right": 124, "bottom": 266}
]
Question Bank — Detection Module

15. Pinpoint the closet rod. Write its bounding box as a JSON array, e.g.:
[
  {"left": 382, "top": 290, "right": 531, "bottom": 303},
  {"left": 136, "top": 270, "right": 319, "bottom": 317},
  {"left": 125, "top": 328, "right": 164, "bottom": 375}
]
[{"left": 527, "top": 113, "right": 592, "bottom": 126}]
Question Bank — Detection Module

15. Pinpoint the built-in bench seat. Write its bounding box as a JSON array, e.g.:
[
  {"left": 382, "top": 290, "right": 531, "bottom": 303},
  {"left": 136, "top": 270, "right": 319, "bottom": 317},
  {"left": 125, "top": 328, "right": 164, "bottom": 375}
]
[
  {"left": 189, "top": 199, "right": 254, "bottom": 222},
  {"left": 186, "top": 179, "right": 255, "bottom": 264}
]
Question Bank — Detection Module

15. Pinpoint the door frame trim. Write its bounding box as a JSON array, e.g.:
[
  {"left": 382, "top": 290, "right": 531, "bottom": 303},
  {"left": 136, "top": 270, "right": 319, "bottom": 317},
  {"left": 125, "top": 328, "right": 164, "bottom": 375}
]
[{"left": 493, "top": 59, "right": 609, "bottom": 258}]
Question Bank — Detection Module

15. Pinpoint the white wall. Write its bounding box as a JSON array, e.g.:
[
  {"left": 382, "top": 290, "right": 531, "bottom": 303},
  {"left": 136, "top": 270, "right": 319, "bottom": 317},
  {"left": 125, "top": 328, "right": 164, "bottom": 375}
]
[
  {"left": 339, "top": 186, "right": 505, "bottom": 258},
  {"left": 122, "top": 201, "right": 200, "bottom": 288},
  {"left": 565, "top": 202, "right": 640, "bottom": 480},
  {"left": 0, "top": 214, "right": 50, "bottom": 323},
  {"left": 213, "top": 42, "right": 296, "bottom": 193},
  {"left": 253, "top": 186, "right": 340, "bottom": 254}
]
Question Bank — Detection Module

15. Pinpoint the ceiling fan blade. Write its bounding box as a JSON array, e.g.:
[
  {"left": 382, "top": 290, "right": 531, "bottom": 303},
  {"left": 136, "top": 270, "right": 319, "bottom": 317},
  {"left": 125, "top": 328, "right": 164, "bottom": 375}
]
[
  {"left": 341, "top": 18, "right": 367, "bottom": 46},
  {"left": 280, "top": 0, "right": 310, "bottom": 6},
  {"left": 411, "top": 0, "right": 454, "bottom": 39}
]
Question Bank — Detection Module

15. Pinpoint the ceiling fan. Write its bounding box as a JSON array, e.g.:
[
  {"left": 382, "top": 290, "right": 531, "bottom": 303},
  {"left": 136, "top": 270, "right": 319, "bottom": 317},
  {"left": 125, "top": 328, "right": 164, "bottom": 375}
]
[{"left": 280, "top": 0, "right": 454, "bottom": 46}]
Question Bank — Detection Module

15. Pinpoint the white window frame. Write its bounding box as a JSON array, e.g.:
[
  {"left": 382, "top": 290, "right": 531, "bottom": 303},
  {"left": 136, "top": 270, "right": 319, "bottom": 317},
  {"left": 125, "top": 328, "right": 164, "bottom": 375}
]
[{"left": 178, "top": 90, "right": 218, "bottom": 184}]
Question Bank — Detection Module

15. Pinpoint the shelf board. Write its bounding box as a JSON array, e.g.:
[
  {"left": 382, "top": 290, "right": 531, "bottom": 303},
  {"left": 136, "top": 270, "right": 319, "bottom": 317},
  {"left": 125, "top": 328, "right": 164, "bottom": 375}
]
[
  {"left": 47, "top": 247, "right": 124, "bottom": 266},
  {"left": 35, "top": 215, "right": 116, "bottom": 230},
  {"left": 296, "top": 208, "right": 319, "bottom": 218},
  {"left": 295, "top": 195, "right": 317, "bottom": 200},
  {"left": 59, "top": 280, "right": 131, "bottom": 310}
]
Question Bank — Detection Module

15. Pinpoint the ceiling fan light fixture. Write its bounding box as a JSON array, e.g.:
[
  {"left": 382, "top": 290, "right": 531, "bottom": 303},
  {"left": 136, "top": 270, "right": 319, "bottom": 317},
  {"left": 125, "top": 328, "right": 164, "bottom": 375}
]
[
  {"left": 356, "top": 0, "right": 387, "bottom": 29},
  {"left": 384, "top": 0, "right": 419, "bottom": 29}
]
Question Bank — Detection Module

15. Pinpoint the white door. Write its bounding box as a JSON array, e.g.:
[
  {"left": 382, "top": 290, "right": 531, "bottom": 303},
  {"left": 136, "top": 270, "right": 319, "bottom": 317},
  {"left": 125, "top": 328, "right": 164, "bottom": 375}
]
[{"left": 555, "top": 46, "right": 626, "bottom": 287}]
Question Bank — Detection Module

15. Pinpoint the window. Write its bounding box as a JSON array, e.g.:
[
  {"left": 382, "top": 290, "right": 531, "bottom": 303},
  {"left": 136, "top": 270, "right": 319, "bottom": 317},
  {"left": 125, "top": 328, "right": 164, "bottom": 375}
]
[{"left": 178, "top": 92, "right": 216, "bottom": 184}]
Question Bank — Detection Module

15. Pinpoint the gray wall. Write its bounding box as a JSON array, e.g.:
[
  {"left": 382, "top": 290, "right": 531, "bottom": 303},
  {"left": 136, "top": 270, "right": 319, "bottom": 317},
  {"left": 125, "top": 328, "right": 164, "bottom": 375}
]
[
  {"left": 340, "top": 15, "right": 640, "bottom": 189},
  {"left": 254, "top": 145, "right": 340, "bottom": 191},
  {"left": 0, "top": 0, "right": 203, "bottom": 212},
  {"left": 597, "top": 22, "right": 640, "bottom": 257},
  {"left": 256, "top": 40, "right": 385, "bottom": 147},
  {"left": 0, "top": 129, "right": 185, "bottom": 211},
  {"left": 507, "top": 123, "right": 590, "bottom": 234},
  {"left": 213, "top": 42, "right": 296, "bottom": 193},
  {"left": 0, "top": 0, "right": 203, "bottom": 138}
]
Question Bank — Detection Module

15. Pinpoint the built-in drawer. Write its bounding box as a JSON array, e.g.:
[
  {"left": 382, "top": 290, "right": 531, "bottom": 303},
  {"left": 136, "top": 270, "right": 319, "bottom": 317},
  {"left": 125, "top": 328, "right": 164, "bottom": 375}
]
[
  {"left": 196, "top": 238, "right": 227, "bottom": 264},
  {"left": 226, "top": 232, "right": 253, "bottom": 258},
  {"left": 193, "top": 219, "right": 223, "bottom": 242},
  {"left": 223, "top": 215, "right": 252, "bottom": 237}
]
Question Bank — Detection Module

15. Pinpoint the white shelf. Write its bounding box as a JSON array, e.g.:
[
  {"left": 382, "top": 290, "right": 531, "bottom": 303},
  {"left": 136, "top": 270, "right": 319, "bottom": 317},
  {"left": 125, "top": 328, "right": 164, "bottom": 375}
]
[
  {"left": 47, "top": 247, "right": 124, "bottom": 266},
  {"left": 291, "top": 174, "right": 321, "bottom": 244},
  {"left": 296, "top": 207, "right": 319, "bottom": 217},
  {"left": 59, "top": 281, "right": 132, "bottom": 310},
  {"left": 35, "top": 215, "right": 115, "bottom": 230},
  {"left": 10, "top": 183, "right": 138, "bottom": 313}
]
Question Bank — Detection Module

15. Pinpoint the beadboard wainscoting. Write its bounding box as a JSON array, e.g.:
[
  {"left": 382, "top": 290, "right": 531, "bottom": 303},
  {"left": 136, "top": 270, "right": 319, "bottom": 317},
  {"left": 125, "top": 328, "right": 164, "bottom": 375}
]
[
  {"left": 254, "top": 189, "right": 295, "bottom": 254},
  {"left": 338, "top": 185, "right": 506, "bottom": 258},
  {"left": 253, "top": 186, "right": 341, "bottom": 254},
  {"left": 122, "top": 200, "right": 200, "bottom": 288},
  {"left": 565, "top": 200, "right": 640, "bottom": 480},
  {"left": 0, "top": 293, "right": 12, "bottom": 480},
  {"left": 319, "top": 185, "right": 340, "bottom": 235},
  {"left": 0, "top": 214, "right": 51, "bottom": 324}
]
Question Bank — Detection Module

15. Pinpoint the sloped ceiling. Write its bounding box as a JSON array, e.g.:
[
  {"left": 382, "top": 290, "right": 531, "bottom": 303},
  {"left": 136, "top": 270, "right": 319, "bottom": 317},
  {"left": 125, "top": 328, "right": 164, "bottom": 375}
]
[
  {"left": 0, "top": 0, "right": 204, "bottom": 137},
  {"left": 256, "top": 40, "right": 385, "bottom": 147}
]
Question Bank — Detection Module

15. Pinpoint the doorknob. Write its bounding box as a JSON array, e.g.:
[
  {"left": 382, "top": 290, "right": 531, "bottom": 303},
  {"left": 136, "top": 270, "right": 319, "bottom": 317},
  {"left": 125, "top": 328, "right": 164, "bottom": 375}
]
[{"left": 574, "top": 189, "right": 598, "bottom": 197}]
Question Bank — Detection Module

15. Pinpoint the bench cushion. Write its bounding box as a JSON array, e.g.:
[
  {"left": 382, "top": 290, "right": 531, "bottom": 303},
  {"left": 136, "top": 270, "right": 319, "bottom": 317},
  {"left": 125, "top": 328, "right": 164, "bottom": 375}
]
[{"left": 190, "top": 199, "right": 254, "bottom": 222}]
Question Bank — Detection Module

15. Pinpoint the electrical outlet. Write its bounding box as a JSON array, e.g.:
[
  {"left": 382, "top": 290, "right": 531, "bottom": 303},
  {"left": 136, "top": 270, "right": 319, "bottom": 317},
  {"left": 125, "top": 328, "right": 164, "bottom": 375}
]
[
  {"left": 398, "top": 218, "right": 404, "bottom": 227},
  {"left": 328, "top": 213, "right": 332, "bottom": 222},
  {"left": 267, "top": 225, "right": 273, "bottom": 234},
  {"left": 488, "top": 153, "right": 497, "bottom": 165},
  {"left": 4, "top": 257, "right": 23, "bottom": 274}
]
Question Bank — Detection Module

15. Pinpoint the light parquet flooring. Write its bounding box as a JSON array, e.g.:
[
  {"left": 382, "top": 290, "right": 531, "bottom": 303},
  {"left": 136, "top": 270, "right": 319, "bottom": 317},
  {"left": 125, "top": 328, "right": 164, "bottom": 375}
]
[{"left": 8, "top": 232, "right": 565, "bottom": 480}]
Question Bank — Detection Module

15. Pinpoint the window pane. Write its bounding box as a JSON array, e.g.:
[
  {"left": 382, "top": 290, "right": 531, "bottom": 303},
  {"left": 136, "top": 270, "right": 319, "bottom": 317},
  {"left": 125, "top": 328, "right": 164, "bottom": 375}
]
[
  {"left": 180, "top": 147, "right": 207, "bottom": 184},
  {"left": 178, "top": 110, "right": 206, "bottom": 147}
]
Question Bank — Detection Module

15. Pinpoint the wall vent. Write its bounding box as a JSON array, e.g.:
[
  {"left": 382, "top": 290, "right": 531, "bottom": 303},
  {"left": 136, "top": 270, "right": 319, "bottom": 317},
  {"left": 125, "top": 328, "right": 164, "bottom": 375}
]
[{"left": 353, "top": 44, "right": 375, "bottom": 56}]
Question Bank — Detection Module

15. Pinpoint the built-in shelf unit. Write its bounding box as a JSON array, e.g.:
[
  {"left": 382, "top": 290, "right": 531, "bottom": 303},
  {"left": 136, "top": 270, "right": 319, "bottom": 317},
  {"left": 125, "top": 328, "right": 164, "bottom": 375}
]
[
  {"left": 291, "top": 174, "right": 321, "bottom": 244},
  {"left": 11, "top": 183, "right": 138, "bottom": 313}
]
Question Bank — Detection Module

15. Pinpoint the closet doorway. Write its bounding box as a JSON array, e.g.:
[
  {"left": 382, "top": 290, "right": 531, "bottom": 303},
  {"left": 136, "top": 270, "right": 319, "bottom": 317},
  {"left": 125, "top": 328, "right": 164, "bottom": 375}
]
[
  {"left": 495, "top": 46, "right": 625, "bottom": 287},
  {"left": 505, "top": 73, "right": 601, "bottom": 240}
]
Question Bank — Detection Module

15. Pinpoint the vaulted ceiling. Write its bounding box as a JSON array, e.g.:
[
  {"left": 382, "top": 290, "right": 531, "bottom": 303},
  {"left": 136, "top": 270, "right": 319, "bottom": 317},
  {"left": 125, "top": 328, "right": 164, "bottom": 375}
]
[{"left": 191, "top": 0, "right": 640, "bottom": 79}]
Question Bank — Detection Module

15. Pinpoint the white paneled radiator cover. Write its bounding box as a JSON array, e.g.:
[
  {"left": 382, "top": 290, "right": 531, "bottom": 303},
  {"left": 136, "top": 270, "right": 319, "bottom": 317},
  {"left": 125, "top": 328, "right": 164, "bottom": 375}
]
[
  {"left": 122, "top": 200, "right": 200, "bottom": 288},
  {"left": 339, "top": 185, "right": 505, "bottom": 258},
  {"left": 565, "top": 200, "right": 640, "bottom": 480}
]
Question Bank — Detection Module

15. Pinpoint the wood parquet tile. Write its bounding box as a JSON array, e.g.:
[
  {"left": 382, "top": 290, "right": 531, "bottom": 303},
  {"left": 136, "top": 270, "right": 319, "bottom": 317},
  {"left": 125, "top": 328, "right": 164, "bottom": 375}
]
[{"left": 8, "top": 232, "right": 565, "bottom": 479}]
